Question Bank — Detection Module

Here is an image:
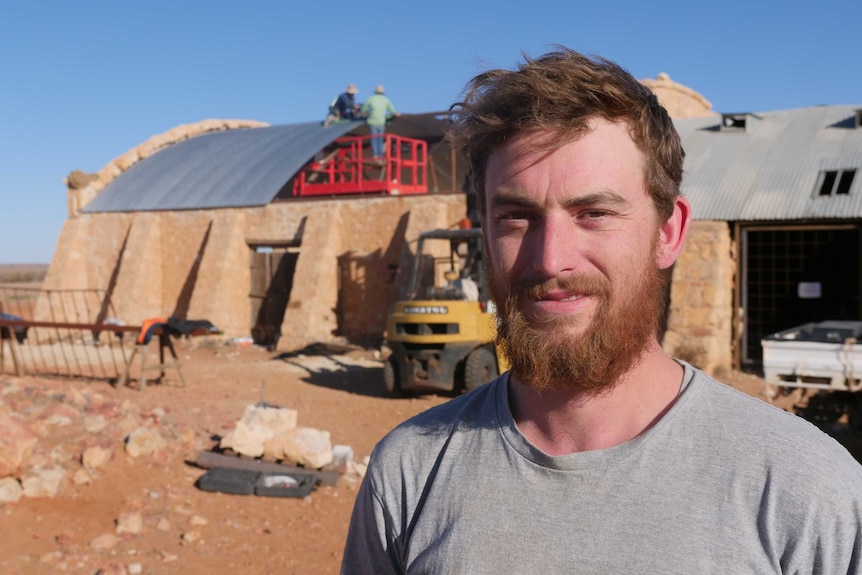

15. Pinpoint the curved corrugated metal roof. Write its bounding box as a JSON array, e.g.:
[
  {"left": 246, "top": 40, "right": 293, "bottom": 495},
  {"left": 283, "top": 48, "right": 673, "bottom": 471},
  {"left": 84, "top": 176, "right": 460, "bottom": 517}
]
[
  {"left": 82, "top": 121, "right": 362, "bottom": 213},
  {"left": 676, "top": 105, "right": 862, "bottom": 221}
]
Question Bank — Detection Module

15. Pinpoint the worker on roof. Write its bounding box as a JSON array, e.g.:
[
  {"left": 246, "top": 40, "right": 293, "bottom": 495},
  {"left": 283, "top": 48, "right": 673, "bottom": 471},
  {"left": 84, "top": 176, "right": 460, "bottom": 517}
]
[
  {"left": 324, "top": 84, "right": 361, "bottom": 127},
  {"left": 361, "top": 85, "right": 400, "bottom": 160}
]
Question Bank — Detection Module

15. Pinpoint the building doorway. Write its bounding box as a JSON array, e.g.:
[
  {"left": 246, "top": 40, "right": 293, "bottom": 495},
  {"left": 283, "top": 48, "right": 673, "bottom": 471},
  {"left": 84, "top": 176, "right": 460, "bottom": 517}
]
[
  {"left": 739, "top": 224, "right": 860, "bottom": 370},
  {"left": 249, "top": 244, "right": 300, "bottom": 348}
]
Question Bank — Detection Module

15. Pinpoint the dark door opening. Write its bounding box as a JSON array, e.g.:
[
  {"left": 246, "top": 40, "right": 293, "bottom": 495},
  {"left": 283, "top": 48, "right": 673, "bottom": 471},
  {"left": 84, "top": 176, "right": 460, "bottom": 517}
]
[
  {"left": 741, "top": 225, "right": 860, "bottom": 370},
  {"left": 249, "top": 246, "right": 299, "bottom": 348}
]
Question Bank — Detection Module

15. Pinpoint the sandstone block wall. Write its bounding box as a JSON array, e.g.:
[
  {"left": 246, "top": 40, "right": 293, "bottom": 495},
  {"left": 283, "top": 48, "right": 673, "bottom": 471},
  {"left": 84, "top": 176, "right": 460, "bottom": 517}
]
[
  {"left": 42, "top": 194, "right": 466, "bottom": 351},
  {"left": 268, "top": 194, "right": 467, "bottom": 349},
  {"left": 664, "top": 220, "right": 735, "bottom": 375}
]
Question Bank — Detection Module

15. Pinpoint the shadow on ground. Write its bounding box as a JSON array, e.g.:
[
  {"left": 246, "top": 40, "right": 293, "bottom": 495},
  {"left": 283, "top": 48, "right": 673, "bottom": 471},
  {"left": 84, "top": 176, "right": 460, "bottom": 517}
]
[{"left": 271, "top": 343, "right": 394, "bottom": 399}]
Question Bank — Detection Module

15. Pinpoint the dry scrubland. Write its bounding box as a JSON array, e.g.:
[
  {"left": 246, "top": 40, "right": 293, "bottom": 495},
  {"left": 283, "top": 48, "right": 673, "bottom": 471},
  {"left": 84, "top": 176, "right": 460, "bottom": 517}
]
[{"left": 0, "top": 264, "right": 48, "bottom": 286}]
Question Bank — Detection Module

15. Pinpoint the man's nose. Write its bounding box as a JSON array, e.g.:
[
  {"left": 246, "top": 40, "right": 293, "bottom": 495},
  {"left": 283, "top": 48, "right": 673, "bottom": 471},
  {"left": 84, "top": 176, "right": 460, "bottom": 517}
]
[{"left": 531, "top": 215, "right": 577, "bottom": 278}]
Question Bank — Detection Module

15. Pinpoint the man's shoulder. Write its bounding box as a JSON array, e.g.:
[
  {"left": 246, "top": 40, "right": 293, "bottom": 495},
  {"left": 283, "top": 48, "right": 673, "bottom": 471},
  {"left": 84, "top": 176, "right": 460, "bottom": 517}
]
[
  {"left": 687, "top": 367, "right": 818, "bottom": 432},
  {"left": 387, "top": 378, "right": 498, "bottom": 438},
  {"left": 370, "top": 378, "right": 500, "bottom": 465},
  {"left": 684, "top": 367, "right": 862, "bottom": 482}
]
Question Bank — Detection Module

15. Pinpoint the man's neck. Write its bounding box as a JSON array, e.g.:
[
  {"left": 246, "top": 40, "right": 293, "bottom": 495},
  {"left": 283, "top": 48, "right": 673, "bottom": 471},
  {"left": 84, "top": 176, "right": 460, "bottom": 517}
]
[{"left": 508, "top": 347, "right": 684, "bottom": 455}]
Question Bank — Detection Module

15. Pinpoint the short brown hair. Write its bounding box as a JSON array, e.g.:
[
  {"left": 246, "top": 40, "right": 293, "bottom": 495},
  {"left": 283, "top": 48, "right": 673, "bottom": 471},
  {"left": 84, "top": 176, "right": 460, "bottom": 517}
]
[{"left": 448, "top": 48, "right": 684, "bottom": 221}]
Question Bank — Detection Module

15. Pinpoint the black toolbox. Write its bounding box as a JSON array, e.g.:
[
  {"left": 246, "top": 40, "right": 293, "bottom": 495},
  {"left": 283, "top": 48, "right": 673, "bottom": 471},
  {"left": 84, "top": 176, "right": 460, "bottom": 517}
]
[
  {"left": 196, "top": 467, "right": 260, "bottom": 495},
  {"left": 196, "top": 467, "right": 317, "bottom": 498},
  {"left": 253, "top": 473, "right": 317, "bottom": 498}
]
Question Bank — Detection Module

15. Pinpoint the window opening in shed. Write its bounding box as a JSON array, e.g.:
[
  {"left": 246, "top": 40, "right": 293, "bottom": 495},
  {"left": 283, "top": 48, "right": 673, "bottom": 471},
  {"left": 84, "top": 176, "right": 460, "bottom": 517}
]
[
  {"left": 740, "top": 225, "right": 860, "bottom": 371},
  {"left": 816, "top": 169, "right": 856, "bottom": 197},
  {"left": 836, "top": 170, "right": 856, "bottom": 195},
  {"left": 720, "top": 113, "right": 748, "bottom": 132}
]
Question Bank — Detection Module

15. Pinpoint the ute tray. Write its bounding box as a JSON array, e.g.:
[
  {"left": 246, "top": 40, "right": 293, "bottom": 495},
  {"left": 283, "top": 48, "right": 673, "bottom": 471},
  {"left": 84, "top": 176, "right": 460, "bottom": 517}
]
[
  {"left": 762, "top": 320, "right": 862, "bottom": 394},
  {"left": 763, "top": 320, "right": 862, "bottom": 343}
]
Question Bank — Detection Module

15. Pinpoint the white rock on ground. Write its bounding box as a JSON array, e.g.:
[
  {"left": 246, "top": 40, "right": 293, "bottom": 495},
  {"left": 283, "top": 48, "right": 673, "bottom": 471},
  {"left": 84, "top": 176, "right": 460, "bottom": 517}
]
[
  {"left": 21, "top": 465, "right": 67, "bottom": 498},
  {"left": 0, "top": 411, "right": 39, "bottom": 477},
  {"left": 72, "top": 468, "right": 93, "bottom": 485},
  {"left": 220, "top": 404, "right": 298, "bottom": 458},
  {"left": 0, "top": 476, "right": 23, "bottom": 502},
  {"left": 125, "top": 427, "right": 167, "bottom": 457},
  {"left": 82, "top": 445, "right": 113, "bottom": 470},
  {"left": 266, "top": 427, "right": 333, "bottom": 469},
  {"left": 83, "top": 414, "right": 108, "bottom": 433},
  {"left": 90, "top": 533, "right": 119, "bottom": 550},
  {"left": 181, "top": 530, "right": 200, "bottom": 544},
  {"left": 116, "top": 510, "right": 144, "bottom": 535}
]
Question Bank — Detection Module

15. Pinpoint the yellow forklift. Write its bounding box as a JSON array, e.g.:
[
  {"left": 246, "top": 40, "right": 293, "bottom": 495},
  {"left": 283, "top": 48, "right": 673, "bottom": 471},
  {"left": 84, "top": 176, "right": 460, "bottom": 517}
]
[{"left": 383, "top": 228, "right": 506, "bottom": 395}]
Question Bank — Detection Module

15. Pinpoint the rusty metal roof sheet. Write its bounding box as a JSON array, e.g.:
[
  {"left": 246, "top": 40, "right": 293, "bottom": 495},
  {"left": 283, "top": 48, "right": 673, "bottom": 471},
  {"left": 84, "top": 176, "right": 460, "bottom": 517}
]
[
  {"left": 676, "top": 105, "right": 862, "bottom": 221},
  {"left": 82, "top": 121, "right": 361, "bottom": 213}
]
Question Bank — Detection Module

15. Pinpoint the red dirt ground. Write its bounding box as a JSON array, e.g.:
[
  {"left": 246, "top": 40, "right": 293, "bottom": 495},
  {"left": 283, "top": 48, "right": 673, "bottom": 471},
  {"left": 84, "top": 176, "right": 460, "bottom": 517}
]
[{"left": 0, "top": 341, "right": 851, "bottom": 575}]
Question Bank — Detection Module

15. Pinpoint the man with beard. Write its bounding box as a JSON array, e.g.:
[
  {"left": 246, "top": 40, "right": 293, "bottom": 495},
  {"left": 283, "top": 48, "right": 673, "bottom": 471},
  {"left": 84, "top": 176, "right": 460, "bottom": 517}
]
[{"left": 340, "top": 49, "right": 862, "bottom": 574}]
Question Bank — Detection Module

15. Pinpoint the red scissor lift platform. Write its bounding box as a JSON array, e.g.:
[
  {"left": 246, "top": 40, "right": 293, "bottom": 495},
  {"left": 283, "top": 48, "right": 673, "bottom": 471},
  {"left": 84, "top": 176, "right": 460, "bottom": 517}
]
[{"left": 293, "top": 134, "right": 428, "bottom": 197}]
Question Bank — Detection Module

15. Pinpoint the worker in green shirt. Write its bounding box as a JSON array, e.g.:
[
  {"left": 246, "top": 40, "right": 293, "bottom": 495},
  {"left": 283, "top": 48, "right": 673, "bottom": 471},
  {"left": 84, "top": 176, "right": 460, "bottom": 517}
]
[{"left": 361, "top": 85, "right": 400, "bottom": 159}]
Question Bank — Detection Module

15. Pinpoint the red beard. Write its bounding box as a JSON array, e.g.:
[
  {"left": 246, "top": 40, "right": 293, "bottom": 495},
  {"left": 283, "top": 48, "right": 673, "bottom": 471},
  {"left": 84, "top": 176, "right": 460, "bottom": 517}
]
[{"left": 489, "top": 250, "right": 666, "bottom": 395}]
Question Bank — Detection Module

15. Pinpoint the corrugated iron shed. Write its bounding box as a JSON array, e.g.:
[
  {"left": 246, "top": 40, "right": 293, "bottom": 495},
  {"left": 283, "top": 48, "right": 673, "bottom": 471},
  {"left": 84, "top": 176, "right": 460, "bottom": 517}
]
[
  {"left": 676, "top": 105, "right": 862, "bottom": 221},
  {"left": 83, "top": 121, "right": 361, "bottom": 213}
]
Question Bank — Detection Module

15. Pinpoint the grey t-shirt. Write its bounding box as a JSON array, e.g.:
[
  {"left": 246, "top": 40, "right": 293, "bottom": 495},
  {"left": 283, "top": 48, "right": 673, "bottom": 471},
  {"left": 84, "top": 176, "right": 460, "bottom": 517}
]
[{"left": 342, "top": 363, "right": 862, "bottom": 574}]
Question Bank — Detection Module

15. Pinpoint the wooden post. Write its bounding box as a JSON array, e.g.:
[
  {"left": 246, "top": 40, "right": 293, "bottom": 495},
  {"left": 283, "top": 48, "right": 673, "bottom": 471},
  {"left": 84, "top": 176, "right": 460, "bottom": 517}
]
[
  {"left": 117, "top": 346, "right": 139, "bottom": 388},
  {"left": 8, "top": 335, "right": 22, "bottom": 376},
  {"left": 0, "top": 303, "right": 22, "bottom": 376},
  {"left": 131, "top": 332, "right": 186, "bottom": 391},
  {"left": 0, "top": 302, "right": 5, "bottom": 375},
  {"left": 140, "top": 342, "right": 150, "bottom": 391}
]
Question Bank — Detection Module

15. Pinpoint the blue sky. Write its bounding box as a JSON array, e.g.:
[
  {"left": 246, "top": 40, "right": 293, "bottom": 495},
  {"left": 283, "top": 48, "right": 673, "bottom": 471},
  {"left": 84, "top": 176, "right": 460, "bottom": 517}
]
[{"left": 2, "top": 0, "right": 860, "bottom": 264}]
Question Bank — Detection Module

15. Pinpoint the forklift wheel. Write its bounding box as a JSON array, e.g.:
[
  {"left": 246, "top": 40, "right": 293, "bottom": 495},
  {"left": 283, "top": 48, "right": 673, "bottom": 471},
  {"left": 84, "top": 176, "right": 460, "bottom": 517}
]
[
  {"left": 464, "top": 346, "right": 498, "bottom": 392},
  {"left": 383, "top": 356, "right": 402, "bottom": 397}
]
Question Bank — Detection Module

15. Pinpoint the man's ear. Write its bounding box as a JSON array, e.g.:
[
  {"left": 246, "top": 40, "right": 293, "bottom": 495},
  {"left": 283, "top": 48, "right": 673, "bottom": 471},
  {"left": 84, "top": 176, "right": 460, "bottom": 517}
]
[{"left": 656, "top": 196, "right": 691, "bottom": 270}]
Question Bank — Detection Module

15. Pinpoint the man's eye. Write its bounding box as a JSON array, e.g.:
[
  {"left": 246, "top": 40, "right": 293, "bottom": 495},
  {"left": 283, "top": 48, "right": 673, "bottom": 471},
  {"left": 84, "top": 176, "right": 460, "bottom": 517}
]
[
  {"left": 583, "top": 210, "right": 610, "bottom": 219},
  {"left": 501, "top": 211, "right": 529, "bottom": 220}
]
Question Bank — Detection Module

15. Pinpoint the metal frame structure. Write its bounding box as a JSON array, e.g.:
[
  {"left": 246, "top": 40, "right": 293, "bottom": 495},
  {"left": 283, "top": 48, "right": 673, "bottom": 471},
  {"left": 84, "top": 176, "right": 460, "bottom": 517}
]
[{"left": 293, "top": 134, "right": 427, "bottom": 197}]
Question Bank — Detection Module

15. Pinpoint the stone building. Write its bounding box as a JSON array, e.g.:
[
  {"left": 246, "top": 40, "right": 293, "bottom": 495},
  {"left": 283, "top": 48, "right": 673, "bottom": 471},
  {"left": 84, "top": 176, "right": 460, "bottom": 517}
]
[
  {"left": 667, "top": 105, "right": 862, "bottom": 373},
  {"left": 50, "top": 115, "right": 467, "bottom": 351},
  {"left": 43, "top": 74, "right": 859, "bottom": 376}
]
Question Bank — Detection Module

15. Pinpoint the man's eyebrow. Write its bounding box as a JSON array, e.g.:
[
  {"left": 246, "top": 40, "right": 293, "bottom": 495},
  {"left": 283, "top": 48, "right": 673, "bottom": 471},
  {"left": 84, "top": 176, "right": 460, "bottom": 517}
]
[
  {"left": 563, "top": 191, "right": 631, "bottom": 209},
  {"left": 489, "top": 189, "right": 538, "bottom": 210},
  {"left": 489, "top": 189, "right": 632, "bottom": 210}
]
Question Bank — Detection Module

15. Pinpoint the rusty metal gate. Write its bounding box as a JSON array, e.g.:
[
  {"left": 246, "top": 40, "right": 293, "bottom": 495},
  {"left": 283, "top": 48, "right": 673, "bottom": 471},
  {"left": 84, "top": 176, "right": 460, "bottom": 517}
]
[{"left": 0, "top": 286, "right": 137, "bottom": 381}]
